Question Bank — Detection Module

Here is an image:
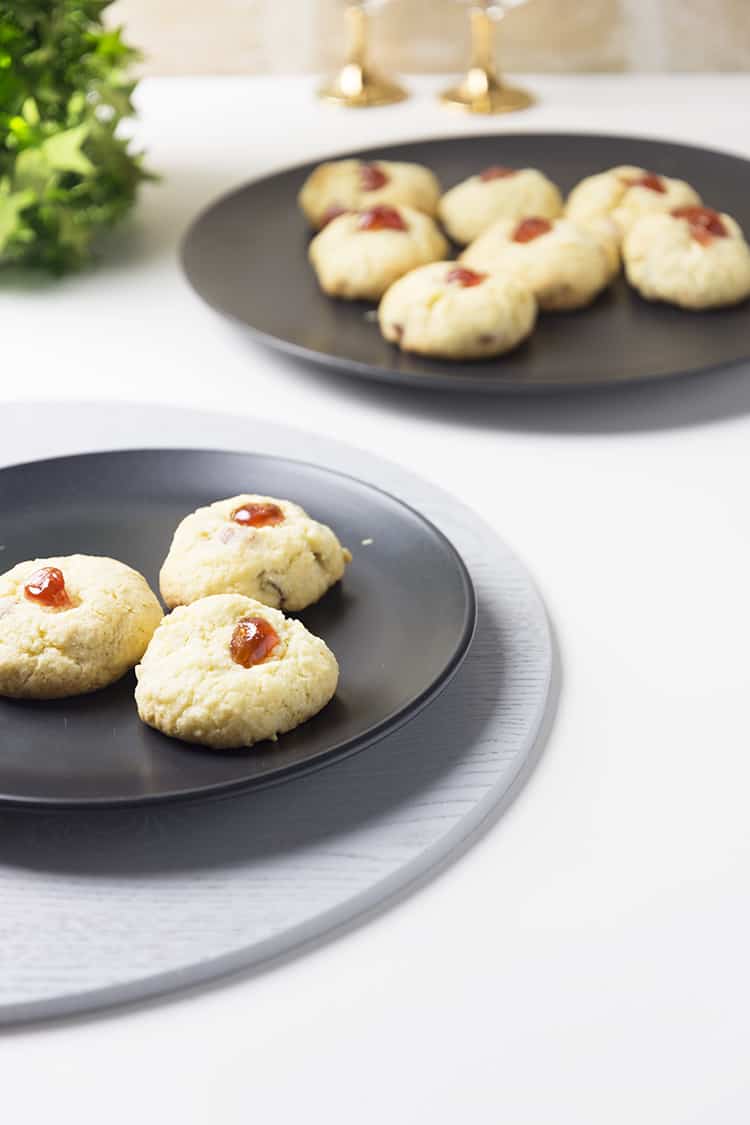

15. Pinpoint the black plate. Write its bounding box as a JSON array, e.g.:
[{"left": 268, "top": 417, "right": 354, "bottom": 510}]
[
  {"left": 181, "top": 132, "right": 750, "bottom": 393},
  {"left": 0, "top": 450, "right": 475, "bottom": 808}
]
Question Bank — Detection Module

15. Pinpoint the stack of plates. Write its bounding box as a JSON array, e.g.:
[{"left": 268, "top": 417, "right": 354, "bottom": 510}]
[{"left": 0, "top": 404, "right": 553, "bottom": 1023}]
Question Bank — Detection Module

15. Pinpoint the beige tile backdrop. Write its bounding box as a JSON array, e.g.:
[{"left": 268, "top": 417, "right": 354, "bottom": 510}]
[{"left": 109, "top": 0, "right": 750, "bottom": 76}]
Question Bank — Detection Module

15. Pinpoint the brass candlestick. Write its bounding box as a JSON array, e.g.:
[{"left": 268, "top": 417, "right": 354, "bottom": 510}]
[
  {"left": 441, "top": 4, "right": 535, "bottom": 115},
  {"left": 318, "top": 4, "right": 408, "bottom": 109}
]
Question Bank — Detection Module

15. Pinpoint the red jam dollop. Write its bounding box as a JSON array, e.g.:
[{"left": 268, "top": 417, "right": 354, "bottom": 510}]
[
  {"left": 445, "top": 266, "right": 487, "bottom": 288},
  {"left": 625, "top": 172, "right": 666, "bottom": 194},
  {"left": 232, "top": 502, "right": 284, "bottom": 528},
  {"left": 360, "top": 163, "right": 389, "bottom": 191},
  {"left": 512, "top": 217, "right": 553, "bottom": 243},
  {"left": 230, "top": 616, "right": 280, "bottom": 668},
  {"left": 23, "top": 566, "right": 71, "bottom": 610},
  {"left": 672, "top": 205, "right": 728, "bottom": 246},
  {"left": 357, "top": 206, "right": 408, "bottom": 232},
  {"left": 479, "top": 166, "right": 516, "bottom": 182},
  {"left": 320, "top": 205, "right": 349, "bottom": 227}
]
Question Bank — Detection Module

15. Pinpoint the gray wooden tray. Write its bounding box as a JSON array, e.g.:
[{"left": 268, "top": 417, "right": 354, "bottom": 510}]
[{"left": 0, "top": 403, "right": 556, "bottom": 1025}]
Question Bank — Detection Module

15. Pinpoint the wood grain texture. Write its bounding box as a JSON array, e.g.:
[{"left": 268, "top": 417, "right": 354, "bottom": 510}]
[{"left": 0, "top": 404, "right": 554, "bottom": 1024}]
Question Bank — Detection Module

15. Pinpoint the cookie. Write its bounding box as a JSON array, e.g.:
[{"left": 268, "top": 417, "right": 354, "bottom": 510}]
[
  {"left": 298, "top": 159, "right": 441, "bottom": 229},
  {"left": 378, "top": 261, "right": 537, "bottom": 360},
  {"left": 461, "top": 215, "right": 615, "bottom": 311},
  {"left": 623, "top": 206, "right": 750, "bottom": 310},
  {"left": 159, "top": 494, "right": 351, "bottom": 612},
  {"left": 580, "top": 215, "right": 622, "bottom": 279},
  {"left": 135, "top": 594, "right": 339, "bottom": 749},
  {"left": 308, "top": 204, "right": 448, "bottom": 301},
  {"left": 566, "top": 165, "right": 701, "bottom": 239},
  {"left": 0, "top": 555, "right": 162, "bottom": 699},
  {"left": 438, "top": 166, "right": 563, "bottom": 246}
]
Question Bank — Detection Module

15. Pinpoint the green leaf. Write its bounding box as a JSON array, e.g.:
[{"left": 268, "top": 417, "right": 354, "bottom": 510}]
[
  {"left": 41, "top": 123, "right": 93, "bottom": 173},
  {"left": 67, "top": 90, "right": 86, "bottom": 116},
  {"left": 13, "top": 147, "right": 50, "bottom": 192},
  {"left": 0, "top": 0, "right": 153, "bottom": 273},
  {"left": 21, "top": 96, "right": 38, "bottom": 124},
  {"left": 0, "top": 187, "right": 33, "bottom": 251}
]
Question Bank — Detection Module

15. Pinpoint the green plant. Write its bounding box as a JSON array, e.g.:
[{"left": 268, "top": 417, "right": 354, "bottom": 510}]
[{"left": 0, "top": 0, "right": 152, "bottom": 272}]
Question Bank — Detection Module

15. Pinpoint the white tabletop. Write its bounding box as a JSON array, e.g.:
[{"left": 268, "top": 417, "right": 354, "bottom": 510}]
[{"left": 4, "top": 74, "right": 750, "bottom": 1122}]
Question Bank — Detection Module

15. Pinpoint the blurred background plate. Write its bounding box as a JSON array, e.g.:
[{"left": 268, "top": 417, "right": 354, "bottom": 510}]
[
  {"left": 181, "top": 132, "right": 750, "bottom": 393},
  {"left": 0, "top": 449, "right": 475, "bottom": 807}
]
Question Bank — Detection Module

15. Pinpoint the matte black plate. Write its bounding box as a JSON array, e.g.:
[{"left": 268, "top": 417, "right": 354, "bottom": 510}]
[
  {"left": 181, "top": 132, "right": 750, "bottom": 393},
  {"left": 0, "top": 450, "right": 475, "bottom": 808}
]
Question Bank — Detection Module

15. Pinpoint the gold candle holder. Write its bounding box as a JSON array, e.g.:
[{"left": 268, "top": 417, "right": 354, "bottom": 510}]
[
  {"left": 440, "top": 4, "right": 535, "bottom": 115},
  {"left": 318, "top": 4, "right": 408, "bottom": 109}
]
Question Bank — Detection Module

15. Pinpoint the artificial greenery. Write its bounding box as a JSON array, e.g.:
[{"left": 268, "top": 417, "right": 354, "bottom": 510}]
[{"left": 0, "top": 0, "right": 151, "bottom": 272}]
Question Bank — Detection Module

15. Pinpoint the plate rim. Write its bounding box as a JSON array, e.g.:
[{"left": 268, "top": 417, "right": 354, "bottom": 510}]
[
  {"left": 0, "top": 446, "right": 477, "bottom": 810},
  {"left": 180, "top": 129, "right": 750, "bottom": 394}
]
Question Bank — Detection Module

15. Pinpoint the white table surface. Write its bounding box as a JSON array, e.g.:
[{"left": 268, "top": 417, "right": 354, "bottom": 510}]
[{"left": 4, "top": 74, "right": 750, "bottom": 1122}]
